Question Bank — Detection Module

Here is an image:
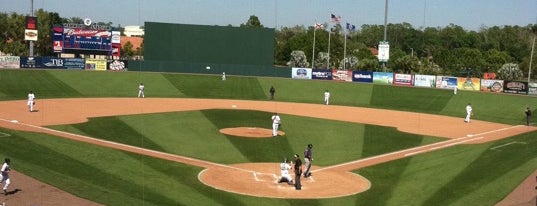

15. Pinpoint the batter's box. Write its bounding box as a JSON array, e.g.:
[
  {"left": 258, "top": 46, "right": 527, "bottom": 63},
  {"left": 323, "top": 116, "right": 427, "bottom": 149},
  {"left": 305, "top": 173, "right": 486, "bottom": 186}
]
[{"left": 252, "top": 172, "right": 277, "bottom": 182}]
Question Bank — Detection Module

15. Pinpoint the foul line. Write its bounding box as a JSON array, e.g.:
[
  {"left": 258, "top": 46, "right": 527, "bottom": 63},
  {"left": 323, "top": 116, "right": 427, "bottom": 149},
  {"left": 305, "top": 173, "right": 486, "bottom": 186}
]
[
  {"left": 490, "top": 141, "right": 527, "bottom": 151},
  {"left": 314, "top": 125, "right": 523, "bottom": 173},
  {"left": 0, "top": 132, "right": 10, "bottom": 137},
  {"left": 0, "top": 118, "right": 257, "bottom": 174}
]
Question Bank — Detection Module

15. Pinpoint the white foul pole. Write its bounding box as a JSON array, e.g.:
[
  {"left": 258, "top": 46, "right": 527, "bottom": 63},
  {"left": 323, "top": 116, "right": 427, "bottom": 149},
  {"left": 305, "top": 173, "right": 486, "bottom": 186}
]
[
  {"left": 312, "top": 25, "right": 316, "bottom": 69},
  {"left": 528, "top": 36, "right": 535, "bottom": 83}
]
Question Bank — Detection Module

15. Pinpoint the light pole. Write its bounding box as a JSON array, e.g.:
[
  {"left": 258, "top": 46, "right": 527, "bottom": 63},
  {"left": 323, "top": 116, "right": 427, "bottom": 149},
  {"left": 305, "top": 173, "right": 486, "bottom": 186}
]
[
  {"left": 529, "top": 35, "right": 535, "bottom": 83},
  {"left": 29, "top": 0, "right": 34, "bottom": 57},
  {"left": 382, "top": 0, "right": 388, "bottom": 72}
]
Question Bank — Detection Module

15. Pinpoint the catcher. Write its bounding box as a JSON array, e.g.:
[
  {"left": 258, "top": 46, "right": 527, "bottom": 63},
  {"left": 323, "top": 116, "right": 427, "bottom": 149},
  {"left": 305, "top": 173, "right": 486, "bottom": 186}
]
[{"left": 277, "top": 158, "right": 293, "bottom": 185}]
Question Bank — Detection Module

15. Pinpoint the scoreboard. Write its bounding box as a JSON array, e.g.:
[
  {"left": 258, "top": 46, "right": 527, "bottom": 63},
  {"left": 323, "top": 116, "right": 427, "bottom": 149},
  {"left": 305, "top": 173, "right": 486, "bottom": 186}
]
[{"left": 52, "top": 23, "right": 115, "bottom": 55}]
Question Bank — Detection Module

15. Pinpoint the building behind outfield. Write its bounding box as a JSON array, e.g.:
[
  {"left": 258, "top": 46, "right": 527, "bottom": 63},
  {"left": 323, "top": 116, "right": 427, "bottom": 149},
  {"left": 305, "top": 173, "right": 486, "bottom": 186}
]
[{"left": 141, "top": 22, "right": 285, "bottom": 76}]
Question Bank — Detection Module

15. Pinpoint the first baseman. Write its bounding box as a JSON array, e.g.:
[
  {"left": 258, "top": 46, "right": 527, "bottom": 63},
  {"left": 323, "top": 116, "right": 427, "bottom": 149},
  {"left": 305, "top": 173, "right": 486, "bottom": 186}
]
[{"left": 0, "top": 158, "right": 11, "bottom": 195}]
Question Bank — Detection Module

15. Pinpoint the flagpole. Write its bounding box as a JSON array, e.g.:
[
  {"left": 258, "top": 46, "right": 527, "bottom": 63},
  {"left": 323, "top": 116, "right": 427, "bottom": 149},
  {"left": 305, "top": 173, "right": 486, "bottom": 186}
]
[
  {"left": 327, "top": 29, "right": 331, "bottom": 70},
  {"left": 343, "top": 31, "right": 347, "bottom": 70},
  {"left": 312, "top": 24, "right": 316, "bottom": 69}
]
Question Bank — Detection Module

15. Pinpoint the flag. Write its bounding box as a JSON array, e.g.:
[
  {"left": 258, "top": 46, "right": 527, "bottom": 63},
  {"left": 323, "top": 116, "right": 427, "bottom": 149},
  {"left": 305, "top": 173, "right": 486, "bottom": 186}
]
[
  {"left": 346, "top": 23, "right": 356, "bottom": 31},
  {"left": 314, "top": 23, "right": 324, "bottom": 30},
  {"left": 330, "top": 14, "right": 341, "bottom": 24}
]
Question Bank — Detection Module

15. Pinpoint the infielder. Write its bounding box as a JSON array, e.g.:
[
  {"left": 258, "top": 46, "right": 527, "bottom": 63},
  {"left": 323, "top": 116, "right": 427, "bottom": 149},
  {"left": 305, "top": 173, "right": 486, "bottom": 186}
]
[
  {"left": 277, "top": 158, "right": 293, "bottom": 185},
  {"left": 465, "top": 103, "right": 473, "bottom": 123},
  {"left": 0, "top": 158, "right": 11, "bottom": 195},
  {"left": 324, "top": 90, "right": 330, "bottom": 105},
  {"left": 271, "top": 113, "right": 281, "bottom": 137},
  {"left": 27, "top": 90, "right": 35, "bottom": 112},
  {"left": 138, "top": 83, "right": 145, "bottom": 98}
]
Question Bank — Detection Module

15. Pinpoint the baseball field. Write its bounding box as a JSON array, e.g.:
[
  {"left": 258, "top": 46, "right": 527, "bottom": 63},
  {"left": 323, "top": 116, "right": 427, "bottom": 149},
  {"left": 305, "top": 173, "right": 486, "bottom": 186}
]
[{"left": 0, "top": 69, "right": 536, "bottom": 205}]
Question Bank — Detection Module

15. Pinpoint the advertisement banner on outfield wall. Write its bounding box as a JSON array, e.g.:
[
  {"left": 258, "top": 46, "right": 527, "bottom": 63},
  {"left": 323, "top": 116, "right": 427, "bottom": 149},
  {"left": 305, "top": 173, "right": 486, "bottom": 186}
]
[
  {"left": 373, "top": 72, "right": 393, "bottom": 84},
  {"left": 332, "top": 69, "right": 352, "bottom": 81},
  {"left": 0, "top": 56, "right": 20, "bottom": 68},
  {"left": 436, "top": 76, "right": 457, "bottom": 89},
  {"left": 291, "top": 67, "right": 312, "bottom": 79},
  {"left": 352, "top": 71, "right": 373, "bottom": 83},
  {"left": 107, "top": 60, "right": 128, "bottom": 71},
  {"left": 457, "top": 77, "right": 481, "bottom": 91},
  {"left": 311, "top": 69, "right": 332, "bottom": 80},
  {"left": 503, "top": 81, "right": 528, "bottom": 94},
  {"left": 20, "top": 56, "right": 42, "bottom": 68},
  {"left": 63, "top": 58, "right": 85, "bottom": 69},
  {"left": 85, "top": 59, "right": 107, "bottom": 71},
  {"left": 528, "top": 82, "right": 537, "bottom": 96},
  {"left": 413, "top": 75, "right": 436, "bottom": 88},
  {"left": 480, "top": 79, "right": 504, "bottom": 93},
  {"left": 393, "top": 73, "right": 413, "bottom": 86},
  {"left": 41, "top": 57, "right": 64, "bottom": 69}
]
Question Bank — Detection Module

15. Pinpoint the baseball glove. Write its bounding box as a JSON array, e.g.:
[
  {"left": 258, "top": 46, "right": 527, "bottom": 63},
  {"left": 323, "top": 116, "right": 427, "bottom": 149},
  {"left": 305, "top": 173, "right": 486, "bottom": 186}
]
[{"left": 33, "top": 102, "right": 35, "bottom": 105}]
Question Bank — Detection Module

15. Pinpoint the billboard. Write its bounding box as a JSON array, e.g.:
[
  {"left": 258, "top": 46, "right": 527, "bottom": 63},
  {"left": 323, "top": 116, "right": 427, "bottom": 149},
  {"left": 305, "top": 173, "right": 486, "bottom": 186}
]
[
  {"left": 436, "top": 76, "right": 458, "bottom": 89},
  {"left": 291, "top": 68, "right": 312, "bottom": 79},
  {"left": 457, "top": 77, "right": 481, "bottom": 91},
  {"left": 332, "top": 69, "right": 352, "bottom": 81},
  {"left": 52, "top": 26, "right": 64, "bottom": 52},
  {"left": 372, "top": 72, "right": 393, "bottom": 84},
  {"left": 528, "top": 82, "right": 537, "bottom": 96},
  {"left": 504, "top": 81, "right": 528, "bottom": 94},
  {"left": 107, "top": 60, "right": 128, "bottom": 71},
  {"left": 20, "top": 56, "right": 42, "bottom": 68},
  {"left": 413, "top": 75, "right": 436, "bottom": 88},
  {"left": 480, "top": 79, "right": 503, "bottom": 93},
  {"left": 311, "top": 69, "right": 333, "bottom": 80},
  {"left": 41, "top": 57, "right": 64, "bottom": 69},
  {"left": 393, "top": 73, "right": 413, "bottom": 86},
  {"left": 85, "top": 59, "right": 107, "bottom": 70},
  {"left": 352, "top": 71, "right": 373, "bottom": 83},
  {"left": 53, "top": 23, "right": 112, "bottom": 54},
  {"left": 0, "top": 56, "right": 20, "bottom": 68}
]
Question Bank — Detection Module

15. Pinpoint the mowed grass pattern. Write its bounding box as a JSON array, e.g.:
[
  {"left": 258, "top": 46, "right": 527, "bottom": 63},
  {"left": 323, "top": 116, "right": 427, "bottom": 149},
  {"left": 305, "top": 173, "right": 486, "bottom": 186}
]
[{"left": 0, "top": 69, "right": 536, "bottom": 205}]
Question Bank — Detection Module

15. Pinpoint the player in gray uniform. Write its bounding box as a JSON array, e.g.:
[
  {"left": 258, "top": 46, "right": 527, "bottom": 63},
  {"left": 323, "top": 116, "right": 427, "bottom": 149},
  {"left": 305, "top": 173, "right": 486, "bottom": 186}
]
[{"left": 303, "top": 144, "right": 313, "bottom": 177}]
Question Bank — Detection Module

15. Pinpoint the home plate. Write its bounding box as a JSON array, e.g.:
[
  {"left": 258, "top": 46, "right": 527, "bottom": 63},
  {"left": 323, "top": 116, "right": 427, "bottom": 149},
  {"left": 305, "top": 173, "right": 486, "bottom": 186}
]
[
  {"left": 231, "top": 105, "right": 237, "bottom": 108},
  {"left": 10, "top": 120, "right": 19, "bottom": 123}
]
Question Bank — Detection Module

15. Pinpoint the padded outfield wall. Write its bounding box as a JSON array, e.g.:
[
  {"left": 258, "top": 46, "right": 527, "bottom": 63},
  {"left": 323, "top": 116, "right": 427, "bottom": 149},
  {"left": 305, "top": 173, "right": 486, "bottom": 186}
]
[{"left": 142, "top": 22, "right": 284, "bottom": 76}]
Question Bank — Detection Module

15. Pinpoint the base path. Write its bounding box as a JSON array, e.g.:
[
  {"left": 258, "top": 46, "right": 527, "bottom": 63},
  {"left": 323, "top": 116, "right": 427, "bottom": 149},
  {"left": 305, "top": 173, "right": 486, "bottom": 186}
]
[{"left": 0, "top": 98, "right": 535, "bottom": 203}]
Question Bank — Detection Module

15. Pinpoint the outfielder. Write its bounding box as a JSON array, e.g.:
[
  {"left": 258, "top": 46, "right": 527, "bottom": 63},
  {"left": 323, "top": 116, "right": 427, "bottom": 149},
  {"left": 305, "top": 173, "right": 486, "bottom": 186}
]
[
  {"left": 138, "top": 83, "right": 145, "bottom": 98},
  {"left": 27, "top": 90, "right": 35, "bottom": 112},
  {"left": 277, "top": 158, "right": 293, "bottom": 185},
  {"left": 222, "top": 72, "right": 226, "bottom": 81},
  {"left": 0, "top": 158, "right": 11, "bottom": 195}
]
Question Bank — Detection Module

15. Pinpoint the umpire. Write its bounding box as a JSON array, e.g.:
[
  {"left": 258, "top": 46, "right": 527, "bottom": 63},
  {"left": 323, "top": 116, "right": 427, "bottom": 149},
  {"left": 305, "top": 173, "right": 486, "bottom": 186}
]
[{"left": 293, "top": 154, "right": 303, "bottom": 190}]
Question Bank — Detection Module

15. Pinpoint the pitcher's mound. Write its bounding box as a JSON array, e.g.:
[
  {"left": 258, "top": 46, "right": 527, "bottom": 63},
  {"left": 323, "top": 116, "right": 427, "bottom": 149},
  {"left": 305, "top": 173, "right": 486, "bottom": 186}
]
[{"left": 220, "top": 127, "right": 285, "bottom": 138}]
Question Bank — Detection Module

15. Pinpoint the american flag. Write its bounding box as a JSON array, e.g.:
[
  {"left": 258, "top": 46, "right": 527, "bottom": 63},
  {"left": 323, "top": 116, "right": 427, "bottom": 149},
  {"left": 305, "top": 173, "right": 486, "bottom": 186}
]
[
  {"left": 314, "top": 23, "right": 324, "bottom": 30},
  {"left": 330, "top": 14, "right": 341, "bottom": 24}
]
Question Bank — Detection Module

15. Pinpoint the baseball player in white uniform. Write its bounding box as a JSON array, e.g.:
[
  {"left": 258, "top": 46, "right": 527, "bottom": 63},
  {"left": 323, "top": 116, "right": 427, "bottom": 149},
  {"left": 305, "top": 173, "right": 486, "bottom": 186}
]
[
  {"left": 27, "top": 91, "right": 35, "bottom": 112},
  {"left": 138, "top": 83, "right": 145, "bottom": 98},
  {"left": 222, "top": 72, "right": 226, "bottom": 81},
  {"left": 277, "top": 158, "right": 293, "bottom": 185},
  {"left": 0, "top": 158, "right": 11, "bottom": 195},
  {"left": 324, "top": 90, "right": 330, "bottom": 105},
  {"left": 465, "top": 103, "right": 473, "bottom": 123},
  {"left": 271, "top": 113, "right": 281, "bottom": 137}
]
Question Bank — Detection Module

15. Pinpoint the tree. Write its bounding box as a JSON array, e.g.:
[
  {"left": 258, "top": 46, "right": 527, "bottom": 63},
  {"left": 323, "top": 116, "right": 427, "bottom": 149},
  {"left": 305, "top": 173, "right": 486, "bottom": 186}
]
[
  {"left": 497, "top": 63, "right": 523, "bottom": 80},
  {"left": 121, "top": 41, "right": 135, "bottom": 59},
  {"left": 287, "top": 50, "right": 309, "bottom": 68},
  {"left": 240, "top": 15, "right": 263, "bottom": 28}
]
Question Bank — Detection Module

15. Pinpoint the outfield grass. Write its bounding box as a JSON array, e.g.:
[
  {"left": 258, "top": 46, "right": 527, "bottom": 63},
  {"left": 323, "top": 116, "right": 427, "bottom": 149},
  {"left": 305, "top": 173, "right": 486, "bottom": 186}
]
[{"left": 1, "top": 69, "right": 537, "bottom": 205}]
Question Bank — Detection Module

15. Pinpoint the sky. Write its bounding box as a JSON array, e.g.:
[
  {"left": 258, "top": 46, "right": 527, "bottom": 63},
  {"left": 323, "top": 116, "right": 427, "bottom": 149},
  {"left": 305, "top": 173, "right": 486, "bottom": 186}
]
[{"left": 1, "top": 0, "right": 536, "bottom": 31}]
